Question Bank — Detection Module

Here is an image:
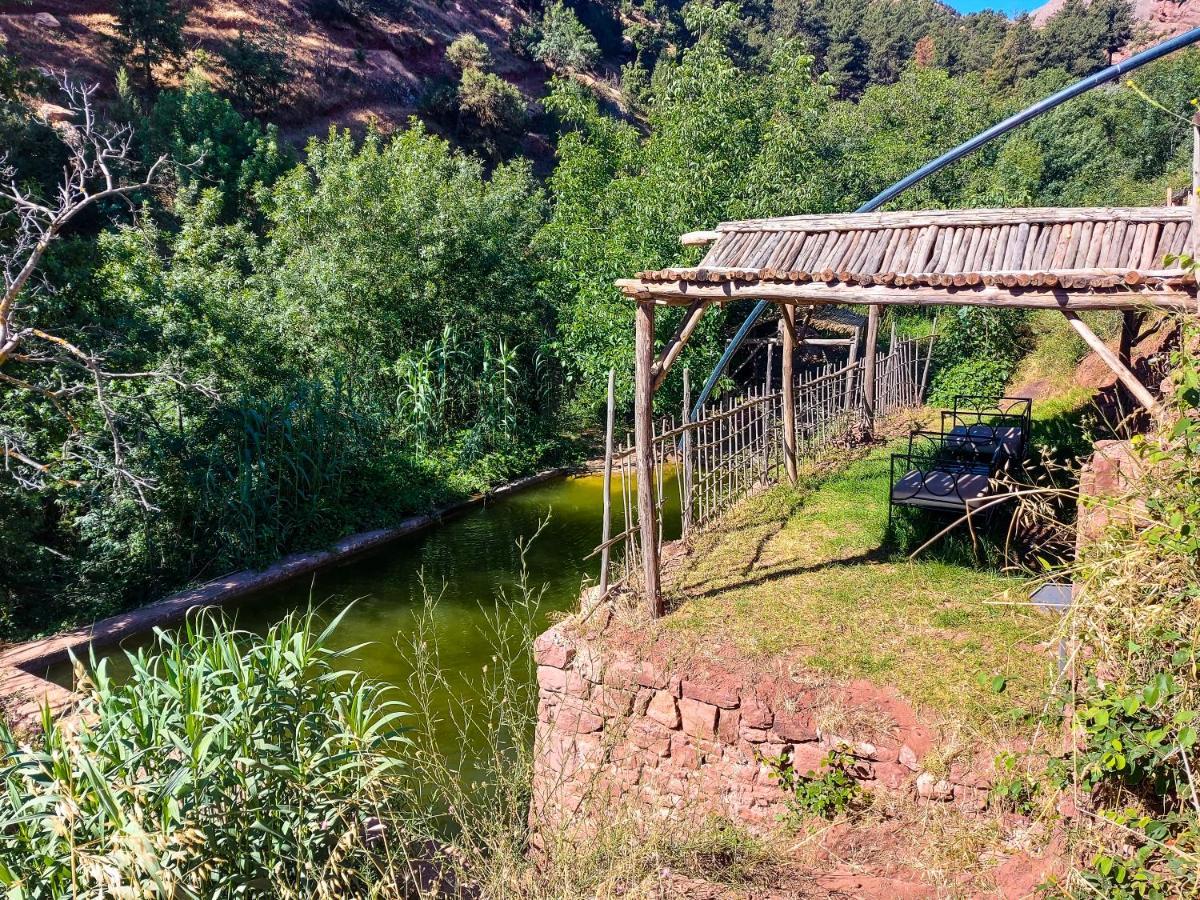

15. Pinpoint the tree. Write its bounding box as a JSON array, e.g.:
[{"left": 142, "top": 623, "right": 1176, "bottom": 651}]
[
  {"left": 220, "top": 27, "right": 294, "bottom": 117},
  {"left": 536, "top": 2, "right": 601, "bottom": 72},
  {"left": 446, "top": 33, "right": 491, "bottom": 71},
  {"left": 108, "top": 0, "right": 192, "bottom": 95},
  {"left": 443, "top": 34, "right": 527, "bottom": 155},
  {"left": 0, "top": 78, "right": 175, "bottom": 501},
  {"left": 824, "top": 19, "right": 868, "bottom": 99},
  {"left": 913, "top": 35, "right": 935, "bottom": 69}
]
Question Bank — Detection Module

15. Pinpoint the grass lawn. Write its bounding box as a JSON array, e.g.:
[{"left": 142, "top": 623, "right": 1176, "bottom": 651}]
[{"left": 663, "top": 440, "right": 1060, "bottom": 738}]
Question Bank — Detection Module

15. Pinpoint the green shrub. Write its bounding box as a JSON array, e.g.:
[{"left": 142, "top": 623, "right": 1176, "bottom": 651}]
[
  {"left": 0, "top": 609, "right": 408, "bottom": 897},
  {"left": 446, "top": 32, "right": 491, "bottom": 71},
  {"left": 768, "top": 747, "right": 860, "bottom": 819},
  {"left": 535, "top": 1, "right": 601, "bottom": 72}
]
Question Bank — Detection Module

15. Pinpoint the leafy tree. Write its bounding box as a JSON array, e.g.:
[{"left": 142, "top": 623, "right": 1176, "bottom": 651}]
[
  {"left": 108, "top": 0, "right": 192, "bottom": 95},
  {"left": 824, "top": 18, "right": 869, "bottom": 99},
  {"left": 219, "top": 27, "right": 294, "bottom": 117},
  {"left": 446, "top": 33, "right": 492, "bottom": 71},
  {"left": 536, "top": 1, "right": 602, "bottom": 72}
]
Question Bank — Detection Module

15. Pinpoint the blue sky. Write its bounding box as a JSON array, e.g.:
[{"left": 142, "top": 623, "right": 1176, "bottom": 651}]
[{"left": 944, "top": 0, "right": 1044, "bottom": 15}]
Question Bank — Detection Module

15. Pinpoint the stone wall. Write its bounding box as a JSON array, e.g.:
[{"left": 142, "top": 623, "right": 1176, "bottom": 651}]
[{"left": 530, "top": 617, "right": 996, "bottom": 836}]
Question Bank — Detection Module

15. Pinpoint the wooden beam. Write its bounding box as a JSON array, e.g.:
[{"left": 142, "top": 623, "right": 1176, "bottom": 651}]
[
  {"left": 615, "top": 278, "right": 1196, "bottom": 312},
  {"left": 634, "top": 300, "right": 662, "bottom": 617},
  {"left": 862, "top": 305, "right": 880, "bottom": 434},
  {"left": 781, "top": 305, "right": 797, "bottom": 485},
  {"left": 717, "top": 206, "right": 1192, "bottom": 235},
  {"left": 652, "top": 300, "right": 709, "bottom": 391},
  {"left": 681, "top": 230, "right": 721, "bottom": 246},
  {"left": 843, "top": 325, "right": 860, "bottom": 410},
  {"left": 1062, "top": 311, "right": 1159, "bottom": 414}
]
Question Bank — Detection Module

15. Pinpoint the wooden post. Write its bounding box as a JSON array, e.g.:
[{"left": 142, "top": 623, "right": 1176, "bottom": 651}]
[
  {"left": 1191, "top": 111, "right": 1199, "bottom": 262},
  {"left": 634, "top": 300, "right": 662, "bottom": 617},
  {"left": 862, "top": 305, "right": 880, "bottom": 434},
  {"left": 782, "top": 305, "right": 797, "bottom": 484},
  {"left": 598, "top": 368, "right": 616, "bottom": 597},
  {"left": 1062, "top": 311, "right": 1159, "bottom": 415},
  {"left": 844, "top": 325, "right": 860, "bottom": 411},
  {"left": 764, "top": 341, "right": 774, "bottom": 479},
  {"left": 681, "top": 368, "right": 693, "bottom": 539}
]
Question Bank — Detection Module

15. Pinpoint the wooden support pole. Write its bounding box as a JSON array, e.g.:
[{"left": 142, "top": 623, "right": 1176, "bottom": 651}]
[
  {"left": 652, "top": 300, "right": 709, "bottom": 391},
  {"left": 598, "top": 369, "right": 616, "bottom": 597},
  {"left": 863, "top": 305, "right": 880, "bottom": 434},
  {"left": 681, "top": 368, "right": 693, "bottom": 539},
  {"left": 782, "top": 304, "right": 797, "bottom": 484},
  {"left": 634, "top": 300, "right": 662, "bottom": 617},
  {"left": 844, "top": 325, "right": 860, "bottom": 411},
  {"left": 1062, "top": 311, "right": 1159, "bottom": 414},
  {"left": 1192, "top": 112, "right": 1199, "bottom": 262}
]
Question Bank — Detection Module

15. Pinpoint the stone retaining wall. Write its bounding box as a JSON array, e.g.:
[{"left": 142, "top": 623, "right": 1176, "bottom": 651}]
[{"left": 530, "top": 617, "right": 996, "bottom": 836}]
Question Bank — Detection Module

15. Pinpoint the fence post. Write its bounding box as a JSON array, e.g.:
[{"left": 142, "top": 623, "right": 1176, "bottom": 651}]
[
  {"left": 763, "top": 341, "right": 774, "bottom": 481},
  {"left": 634, "top": 300, "right": 662, "bottom": 617},
  {"left": 862, "top": 305, "right": 880, "bottom": 434},
  {"left": 681, "top": 368, "right": 693, "bottom": 539},
  {"left": 782, "top": 306, "right": 798, "bottom": 484},
  {"left": 598, "top": 368, "right": 616, "bottom": 598},
  {"left": 844, "top": 326, "right": 860, "bottom": 412}
]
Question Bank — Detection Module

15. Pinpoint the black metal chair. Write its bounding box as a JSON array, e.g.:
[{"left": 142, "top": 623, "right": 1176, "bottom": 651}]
[
  {"left": 943, "top": 396, "right": 1032, "bottom": 461},
  {"left": 889, "top": 430, "right": 998, "bottom": 524}
]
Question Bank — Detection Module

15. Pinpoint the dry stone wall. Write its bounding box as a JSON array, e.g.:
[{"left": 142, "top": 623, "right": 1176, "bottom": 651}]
[{"left": 530, "top": 618, "right": 996, "bottom": 836}]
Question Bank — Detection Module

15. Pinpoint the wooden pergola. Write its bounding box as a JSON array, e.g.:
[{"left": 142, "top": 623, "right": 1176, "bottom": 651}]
[{"left": 617, "top": 205, "right": 1198, "bottom": 616}]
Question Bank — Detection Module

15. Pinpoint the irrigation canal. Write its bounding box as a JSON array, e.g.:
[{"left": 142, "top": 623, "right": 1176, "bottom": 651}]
[{"left": 43, "top": 472, "right": 682, "bottom": 763}]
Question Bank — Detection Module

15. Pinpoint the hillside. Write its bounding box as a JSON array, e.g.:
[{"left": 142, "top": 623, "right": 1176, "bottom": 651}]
[
  {"left": 0, "top": 0, "right": 553, "bottom": 143},
  {"left": 1034, "top": 0, "right": 1200, "bottom": 41}
]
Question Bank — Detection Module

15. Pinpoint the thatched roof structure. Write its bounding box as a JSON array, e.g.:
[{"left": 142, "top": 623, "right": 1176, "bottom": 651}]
[{"left": 620, "top": 207, "right": 1198, "bottom": 310}]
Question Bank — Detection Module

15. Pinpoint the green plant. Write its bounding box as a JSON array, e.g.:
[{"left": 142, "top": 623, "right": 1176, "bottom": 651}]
[
  {"left": 535, "top": 1, "right": 601, "bottom": 72},
  {"left": 0, "top": 607, "right": 409, "bottom": 897},
  {"left": 989, "top": 751, "right": 1039, "bottom": 815},
  {"left": 768, "top": 747, "right": 860, "bottom": 819}
]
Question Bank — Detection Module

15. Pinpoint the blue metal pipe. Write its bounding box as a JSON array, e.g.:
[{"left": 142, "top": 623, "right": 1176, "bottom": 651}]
[{"left": 690, "top": 25, "right": 1200, "bottom": 420}]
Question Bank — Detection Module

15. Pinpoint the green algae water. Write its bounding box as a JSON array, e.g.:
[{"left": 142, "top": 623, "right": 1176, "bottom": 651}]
[{"left": 47, "top": 472, "right": 680, "bottom": 762}]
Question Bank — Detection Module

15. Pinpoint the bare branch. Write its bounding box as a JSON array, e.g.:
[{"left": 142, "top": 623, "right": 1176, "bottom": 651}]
[{"left": 0, "top": 73, "right": 198, "bottom": 505}]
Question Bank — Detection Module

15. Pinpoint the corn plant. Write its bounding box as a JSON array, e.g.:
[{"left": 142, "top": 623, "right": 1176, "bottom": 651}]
[{"left": 0, "top": 608, "right": 409, "bottom": 898}]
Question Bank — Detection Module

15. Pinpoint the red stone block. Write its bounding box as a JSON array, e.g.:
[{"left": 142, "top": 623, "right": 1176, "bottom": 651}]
[
  {"left": 554, "top": 701, "right": 604, "bottom": 735},
  {"left": 717, "top": 708, "right": 741, "bottom": 745},
  {"left": 532, "top": 632, "right": 576, "bottom": 669},
  {"left": 537, "top": 665, "right": 589, "bottom": 698},
  {"left": 679, "top": 697, "right": 719, "bottom": 740},
  {"left": 592, "top": 684, "right": 635, "bottom": 717},
  {"left": 647, "top": 690, "right": 681, "bottom": 729},
  {"left": 790, "top": 741, "right": 828, "bottom": 775},
  {"left": 629, "top": 720, "right": 672, "bottom": 757},
  {"left": 740, "top": 725, "right": 769, "bottom": 744},
  {"left": 635, "top": 659, "right": 670, "bottom": 690},
  {"left": 670, "top": 733, "right": 700, "bottom": 768},
  {"left": 682, "top": 672, "right": 740, "bottom": 708},
  {"left": 740, "top": 694, "right": 774, "bottom": 729},
  {"left": 772, "top": 709, "right": 817, "bottom": 742}
]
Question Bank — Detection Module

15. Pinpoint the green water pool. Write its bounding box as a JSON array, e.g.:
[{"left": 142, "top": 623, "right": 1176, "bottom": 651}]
[{"left": 46, "top": 472, "right": 680, "bottom": 761}]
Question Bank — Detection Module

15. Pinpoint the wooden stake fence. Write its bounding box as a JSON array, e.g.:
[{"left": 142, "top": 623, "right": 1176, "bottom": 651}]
[{"left": 593, "top": 335, "right": 935, "bottom": 598}]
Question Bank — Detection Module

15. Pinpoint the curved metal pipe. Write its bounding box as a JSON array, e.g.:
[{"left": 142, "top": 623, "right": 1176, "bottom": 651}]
[{"left": 691, "top": 25, "right": 1200, "bottom": 419}]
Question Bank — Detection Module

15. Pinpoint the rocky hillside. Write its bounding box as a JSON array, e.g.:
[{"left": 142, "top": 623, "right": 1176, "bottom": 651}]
[
  {"left": 1034, "top": 0, "right": 1200, "bottom": 41},
  {"left": 0, "top": 0, "right": 552, "bottom": 142}
]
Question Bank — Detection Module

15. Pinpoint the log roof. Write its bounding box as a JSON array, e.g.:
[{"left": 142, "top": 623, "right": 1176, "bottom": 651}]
[{"left": 619, "top": 206, "right": 1200, "bottom": 310}]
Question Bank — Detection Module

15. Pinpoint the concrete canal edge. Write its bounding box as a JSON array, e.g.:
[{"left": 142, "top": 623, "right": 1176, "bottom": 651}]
[{"left": 0, "top": 468, "right": 570, "bottom": 731}]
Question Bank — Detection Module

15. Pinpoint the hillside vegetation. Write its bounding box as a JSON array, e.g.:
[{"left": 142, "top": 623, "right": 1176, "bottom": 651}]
[{"left": 0, "top": 0, "right": 1197, "bottom": 642}]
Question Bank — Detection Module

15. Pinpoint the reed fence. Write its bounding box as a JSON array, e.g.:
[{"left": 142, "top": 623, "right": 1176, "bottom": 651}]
[{"left": 594, "top": 335, "right": 934, "bottom": 596}]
